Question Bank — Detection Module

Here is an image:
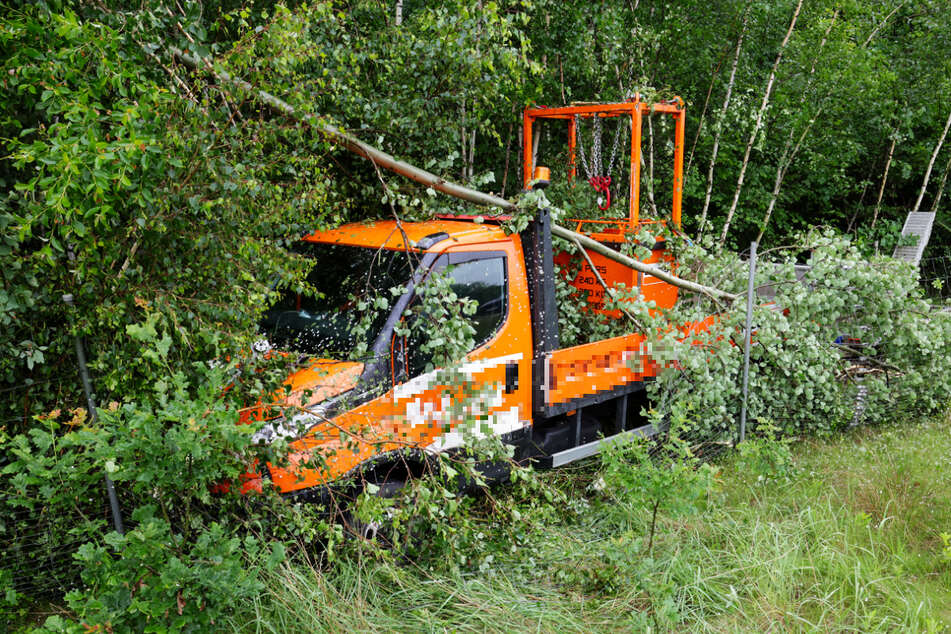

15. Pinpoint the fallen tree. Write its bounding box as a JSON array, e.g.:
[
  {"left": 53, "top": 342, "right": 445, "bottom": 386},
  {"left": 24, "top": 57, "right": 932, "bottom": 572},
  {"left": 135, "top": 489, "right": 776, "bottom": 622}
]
[{"left": 173, "top": 48, "right": 739, "bottom": 304}]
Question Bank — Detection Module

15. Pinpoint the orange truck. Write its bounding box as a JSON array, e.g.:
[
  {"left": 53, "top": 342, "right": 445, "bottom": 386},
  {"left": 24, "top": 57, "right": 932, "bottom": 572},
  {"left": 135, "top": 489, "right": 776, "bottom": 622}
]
[{"left": 243, "top": 98, "right": 691, "bottom": 499}]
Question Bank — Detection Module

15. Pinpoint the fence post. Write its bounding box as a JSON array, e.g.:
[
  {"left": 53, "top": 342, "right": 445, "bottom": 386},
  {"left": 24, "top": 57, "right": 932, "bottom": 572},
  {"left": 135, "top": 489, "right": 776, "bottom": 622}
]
[
  {"left": 63, "top": 292, "right": 124, "bottom": 535},
  {"left": 738, "top": 241, "right": 757, "bottom": 445},
  {"left": 63, "top": 244, "right": 125, "bottom": 536}
]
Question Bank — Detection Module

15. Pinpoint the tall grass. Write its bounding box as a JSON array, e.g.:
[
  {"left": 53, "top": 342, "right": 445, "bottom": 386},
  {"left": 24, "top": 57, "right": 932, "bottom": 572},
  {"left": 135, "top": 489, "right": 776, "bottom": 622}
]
[
  {"left": 675, "top": 419, "right": 951, "bottom": 632},
  {"left": 234, "top": 418, "right": 951, "bottom": 633}
]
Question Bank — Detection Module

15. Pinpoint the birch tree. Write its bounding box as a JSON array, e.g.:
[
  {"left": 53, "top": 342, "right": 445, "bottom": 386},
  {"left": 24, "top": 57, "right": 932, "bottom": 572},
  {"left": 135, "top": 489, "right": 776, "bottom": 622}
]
[
  {"left": 756, "top": 9, "right": 838, "bottom": 242},
  {"left": 913, "top": 105, "right": 951, "bottom": 212},
  {"left": 697, "top": 1, "right": 750, "bottom": 236},
  {"left": 719, "top": 0, "right": 804, "bottom": 246},
  {"left": 872, "top": 134, "right": 897, "bottom": 229},
  {"left": 930, "top": 150, "right": 951, "bottom": 212}
]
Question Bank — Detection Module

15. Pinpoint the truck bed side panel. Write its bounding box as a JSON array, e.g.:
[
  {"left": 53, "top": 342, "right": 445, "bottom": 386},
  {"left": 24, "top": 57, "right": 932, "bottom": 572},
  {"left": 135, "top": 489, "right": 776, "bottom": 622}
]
[
  {"left": 543, "top": 333, "right": 657, "bottom": 413},
  {"left": 541, "top": 314, "right": 720, "bottom": 418}
]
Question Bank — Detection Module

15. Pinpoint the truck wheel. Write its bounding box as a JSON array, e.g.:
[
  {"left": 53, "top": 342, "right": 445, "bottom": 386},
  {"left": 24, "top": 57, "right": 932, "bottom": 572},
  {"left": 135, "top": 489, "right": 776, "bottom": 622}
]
[{"left": 345, "top": 478, "right": 406, "bottom": 545}]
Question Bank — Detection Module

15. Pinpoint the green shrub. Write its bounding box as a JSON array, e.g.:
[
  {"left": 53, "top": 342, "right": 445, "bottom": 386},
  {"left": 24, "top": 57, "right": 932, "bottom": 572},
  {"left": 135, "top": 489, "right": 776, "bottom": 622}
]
[
  {"left": 600, "top": 411, "right": 719, "bottom": 553},
  {"left": 0, "top": 324, "right": 296, "bottom": 629},
  {"left": 643, "top": 229, "right": 951, "bottom": 441},
  {"left": 35, "top": 506, "right": 284, "bottom": 633},
  {"left": 733, "top": 420, "right": 795, "bottom": 482}
]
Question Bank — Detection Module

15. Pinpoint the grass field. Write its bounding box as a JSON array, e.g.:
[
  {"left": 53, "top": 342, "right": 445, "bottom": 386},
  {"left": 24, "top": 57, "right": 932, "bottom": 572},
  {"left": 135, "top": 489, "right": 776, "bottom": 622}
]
[{"left": 235, "top": 417, "right": 951, "bottom": 633}]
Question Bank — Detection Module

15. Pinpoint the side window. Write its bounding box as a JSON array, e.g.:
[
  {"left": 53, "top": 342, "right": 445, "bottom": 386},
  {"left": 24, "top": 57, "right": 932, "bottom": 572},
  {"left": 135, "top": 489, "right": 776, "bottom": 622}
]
[
  {"left": 396, "top": 254, "right": 508, "bottom": 380},
  {"left": 448, "top": 257, "right": 507, "bottom": 347}
]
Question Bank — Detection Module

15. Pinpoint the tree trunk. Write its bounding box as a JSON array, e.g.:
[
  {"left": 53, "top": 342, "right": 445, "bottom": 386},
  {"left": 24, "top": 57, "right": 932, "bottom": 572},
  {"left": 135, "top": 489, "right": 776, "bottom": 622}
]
[
  {"left": 395, "top": 0, "right": 403, "bottom": 26},
  {"left": 647, "top": 499, "right": 661, "bottom": 554},
  {"left": 847, "top": 177, "right": 872, "bottom": 233},
  {"left": 719, "top": 0, "right": 804, "bottom": 246},
  {"left": 517, "top": 126, "right": 523, "bottom": 188},
  {"left": 685, "top": 44, "right": 730, "bottom": 180},
  {"left": 930, "top": 150, "right": 951, "bottom": 212},
  {"left": 756, "top": 10, "right": 838, "bottom": 243},
  {"left": 550, "top": 225, "right": 738, "bottom": 302},
  {"left": 698, "top": 1, "right": 750, "bottom": 236},
  {"left": 468, "top": 129, "right": 476, "bottom": 181},
  {"left": 460, "top": 100, "right": 467, "bottom": 181},
  {"left": 756, "top": 125, "right": 805, "bottom": 244},
  {"left": 501, "top": 114, "right": 514, "bottom": 197},
  {"left": 872, "top": 135, "right": 896, "bottom": 230},
  {"left": 559, "top": 55, "right": 567, "bottom": 104},
  {"left": 913, "top": 106, "right": 951, "bottom": 212},
  {"left": 863, "top": 0, "right": 907, "bottom": 47}
]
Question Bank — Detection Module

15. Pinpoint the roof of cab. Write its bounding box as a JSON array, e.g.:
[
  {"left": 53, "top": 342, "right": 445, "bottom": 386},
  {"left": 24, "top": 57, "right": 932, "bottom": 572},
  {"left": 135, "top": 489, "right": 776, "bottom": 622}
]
[{"left": 301, "top": 219, "right": 509, "bottom": 251}]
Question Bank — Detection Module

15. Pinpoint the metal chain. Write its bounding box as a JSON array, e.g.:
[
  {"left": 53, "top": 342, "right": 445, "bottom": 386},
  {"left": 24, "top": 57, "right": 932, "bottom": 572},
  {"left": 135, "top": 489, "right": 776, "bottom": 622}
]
[
  {"left": 623, "top": 61, "right": 636, "bottom": 101},
  {"left": 575, "top": 114, "right": 592, "bottom": 179},
  {"left": 575, "top": 114, "right": 626, "bottom": 188},
  {"left": 604, "top": 116, "right": 626, "bottom": 178},
  {"left": 592, "top": 115, "right": 602, "bottom": 176}
]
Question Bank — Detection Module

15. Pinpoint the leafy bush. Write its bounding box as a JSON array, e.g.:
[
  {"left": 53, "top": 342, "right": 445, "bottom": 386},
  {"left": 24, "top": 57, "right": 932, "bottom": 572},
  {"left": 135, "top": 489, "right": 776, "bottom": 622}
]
[
  {"left": 0, "top": 322, "right": 295, "bottom": 630},
  {"left": 600, "top": 410, "right": 719, "bottom": 553},
  {"left": 642, "top": 229, "right": 951, "bottom": 441},
  {"left": 732, "top": 420, "right": 795, "bottom": 482},
  {"left": 0, "top": 4, "right": 323, "bottom": 431},
  {"left": 39, "top": 507, "right": 284, "bottom": 634}
]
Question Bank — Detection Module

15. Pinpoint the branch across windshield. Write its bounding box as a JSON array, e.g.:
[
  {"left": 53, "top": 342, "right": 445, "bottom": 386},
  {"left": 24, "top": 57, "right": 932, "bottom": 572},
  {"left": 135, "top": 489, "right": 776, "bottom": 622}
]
[{"left": 259, "top": 243, "right": 417, "bottom": 360}]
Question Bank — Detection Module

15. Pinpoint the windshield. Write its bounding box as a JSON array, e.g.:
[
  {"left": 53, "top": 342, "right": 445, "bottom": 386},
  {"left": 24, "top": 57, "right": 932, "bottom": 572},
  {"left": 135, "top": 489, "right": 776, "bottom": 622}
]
[{"left": 259, "top": 242, "right": 417, "bottom": 360}]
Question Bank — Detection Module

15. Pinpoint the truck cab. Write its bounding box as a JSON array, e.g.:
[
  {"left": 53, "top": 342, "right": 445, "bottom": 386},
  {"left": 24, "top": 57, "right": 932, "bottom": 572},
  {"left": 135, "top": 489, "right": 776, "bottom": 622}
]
[{"left": 247, "top": 218, "right": 534, "bottom": 496}]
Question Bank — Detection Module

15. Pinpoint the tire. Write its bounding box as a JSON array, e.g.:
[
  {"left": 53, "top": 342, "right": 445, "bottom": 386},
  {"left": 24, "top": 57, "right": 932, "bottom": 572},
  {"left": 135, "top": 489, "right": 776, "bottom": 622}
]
[{"left": 344, "top": 478, "right": 406, "bottom": 544}]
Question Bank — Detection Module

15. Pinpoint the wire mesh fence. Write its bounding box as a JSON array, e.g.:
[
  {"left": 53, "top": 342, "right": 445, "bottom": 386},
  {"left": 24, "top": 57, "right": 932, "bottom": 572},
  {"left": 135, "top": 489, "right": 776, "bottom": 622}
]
[
  {"left": 1, "top": 371, "right": 99, "bottom": 599},
  {"left": 919, "top": 254, "right": 951, "bottom": 302},
  {"left": 656, "top": 241, "right": 950, "bottom": 462},
  {"left": 0, "top": 497, "right": 111, "bottom": 598}
]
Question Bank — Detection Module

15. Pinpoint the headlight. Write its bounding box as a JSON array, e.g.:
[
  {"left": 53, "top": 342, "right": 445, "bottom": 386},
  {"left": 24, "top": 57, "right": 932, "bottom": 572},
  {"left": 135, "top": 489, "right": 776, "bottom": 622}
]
[
  {"left": 251, "top": 390, "right": 352, "bottom": 445},
  {"left": 251, "top": 411, "right": 324, "bottom": 445}
]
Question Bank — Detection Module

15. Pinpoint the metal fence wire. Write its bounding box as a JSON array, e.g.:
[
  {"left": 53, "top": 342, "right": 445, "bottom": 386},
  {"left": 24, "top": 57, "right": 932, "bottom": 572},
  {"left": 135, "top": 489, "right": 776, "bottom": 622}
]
[
  {"left": 0, "top": 496, "right": 110, "bottom": 597},
  {"left": 918, "top": 254, "right": 951, "bottom": 301},
  {"left": 1, "top": 371, "right": 103, "bottom": 599}
]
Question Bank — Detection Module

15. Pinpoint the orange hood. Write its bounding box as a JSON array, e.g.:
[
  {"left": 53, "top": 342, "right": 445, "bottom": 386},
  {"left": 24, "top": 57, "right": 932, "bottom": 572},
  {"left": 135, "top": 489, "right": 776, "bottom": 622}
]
[
  {"left": 239, "top": 359, "right": 363, "bottom": 424},
  {"left": 282, "top": 359, "right": 364, "bottom": 410}
]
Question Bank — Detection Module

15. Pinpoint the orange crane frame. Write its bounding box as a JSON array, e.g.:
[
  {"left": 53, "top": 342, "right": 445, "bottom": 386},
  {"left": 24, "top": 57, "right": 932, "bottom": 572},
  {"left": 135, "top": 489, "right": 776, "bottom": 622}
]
[{"left": 522, "top": 95, "right": 685, "bottom": 230}]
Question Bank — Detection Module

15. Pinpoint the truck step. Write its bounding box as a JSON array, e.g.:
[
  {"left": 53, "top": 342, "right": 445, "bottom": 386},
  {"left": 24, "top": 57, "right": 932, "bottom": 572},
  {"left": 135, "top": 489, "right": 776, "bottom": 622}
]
[{"left": 545, "top": 422, "right": 659, "bottom": 468}]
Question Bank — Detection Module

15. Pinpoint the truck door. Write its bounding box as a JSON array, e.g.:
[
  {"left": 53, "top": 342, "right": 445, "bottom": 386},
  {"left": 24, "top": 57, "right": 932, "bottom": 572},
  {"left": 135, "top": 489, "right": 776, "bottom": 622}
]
[{"left": 390, "top": 246, "right": 533, "bottom": 452}]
